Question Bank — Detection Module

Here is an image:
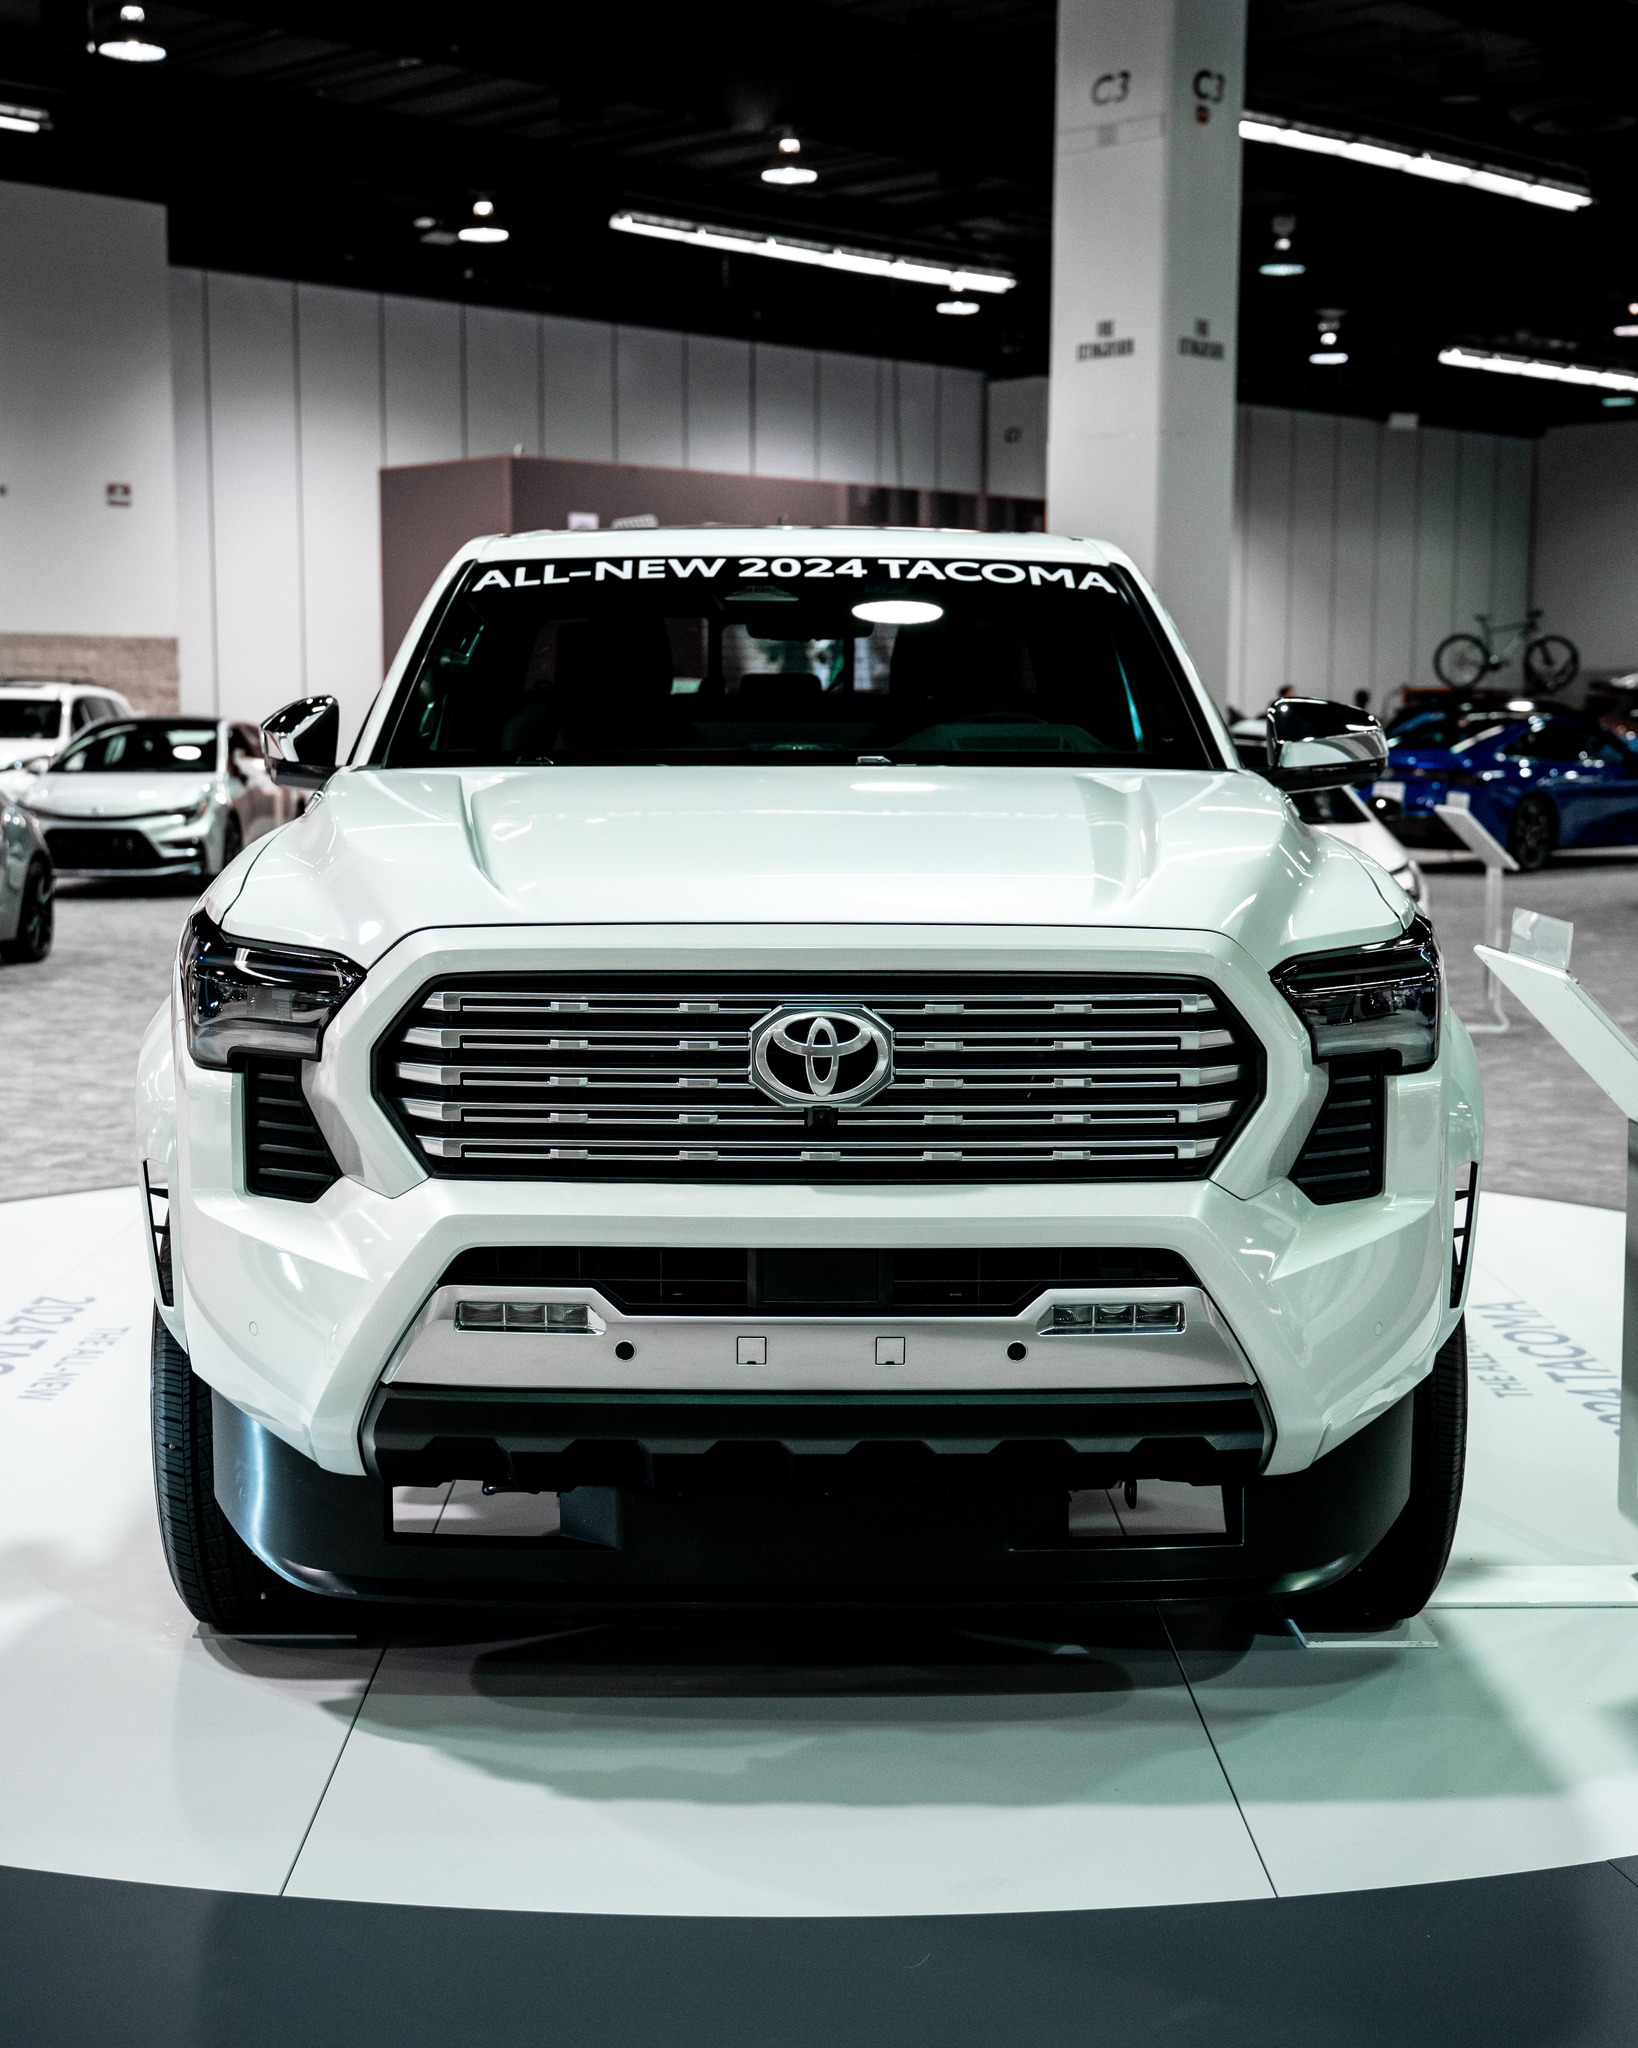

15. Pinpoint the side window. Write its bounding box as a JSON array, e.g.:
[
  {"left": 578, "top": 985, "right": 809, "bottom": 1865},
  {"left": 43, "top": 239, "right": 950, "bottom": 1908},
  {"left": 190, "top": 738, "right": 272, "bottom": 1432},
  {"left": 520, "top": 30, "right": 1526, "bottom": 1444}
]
[{"left": 70, "top": 696, "right": 96, "bottom": 732}]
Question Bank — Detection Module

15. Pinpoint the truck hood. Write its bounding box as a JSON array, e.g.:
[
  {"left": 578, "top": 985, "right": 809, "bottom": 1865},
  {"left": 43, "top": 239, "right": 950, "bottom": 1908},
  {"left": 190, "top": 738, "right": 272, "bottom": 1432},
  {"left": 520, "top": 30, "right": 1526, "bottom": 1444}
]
[{"left": 221, "top": 763, "right": 1407, "bottom": 969}]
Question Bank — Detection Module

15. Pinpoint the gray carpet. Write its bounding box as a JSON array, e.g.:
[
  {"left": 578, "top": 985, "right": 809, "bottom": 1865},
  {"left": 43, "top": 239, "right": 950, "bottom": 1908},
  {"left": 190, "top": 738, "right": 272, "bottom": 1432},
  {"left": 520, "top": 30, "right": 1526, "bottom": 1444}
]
[{"left": 0, "top": 860, "right": 1633, "bottom": 1208}]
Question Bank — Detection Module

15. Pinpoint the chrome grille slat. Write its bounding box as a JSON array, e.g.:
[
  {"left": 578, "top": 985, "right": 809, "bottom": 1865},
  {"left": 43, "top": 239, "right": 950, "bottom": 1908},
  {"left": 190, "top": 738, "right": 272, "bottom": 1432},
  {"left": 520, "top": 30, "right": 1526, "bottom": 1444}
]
[{"left": 378, "top": 975, "right": 1262, "bottom": 1183}]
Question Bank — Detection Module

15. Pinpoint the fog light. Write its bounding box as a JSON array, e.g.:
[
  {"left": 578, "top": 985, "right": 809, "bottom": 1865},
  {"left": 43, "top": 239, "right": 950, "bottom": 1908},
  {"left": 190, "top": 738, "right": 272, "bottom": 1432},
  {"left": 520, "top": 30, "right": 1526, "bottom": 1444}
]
[
  {"left": 1095, "top": 1304, "right": 1136, "bottom": 1331},
  {"left": 1137, "top": 1302, "right": 1185, "bottom": 1332},
  {"left": 1042, "top": 1299, "right": 1186, "bottom": 1335},
  {"left": 454, "top": 1299, "right": 593, "bottom": 1333}
]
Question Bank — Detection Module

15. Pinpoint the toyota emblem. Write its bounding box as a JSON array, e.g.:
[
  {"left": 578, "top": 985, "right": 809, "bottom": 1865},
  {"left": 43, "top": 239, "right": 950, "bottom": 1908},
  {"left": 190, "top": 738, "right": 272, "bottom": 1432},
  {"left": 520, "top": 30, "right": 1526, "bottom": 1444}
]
[{"left": 749, "top": 1005, "right": 894, "bottom": 1108}]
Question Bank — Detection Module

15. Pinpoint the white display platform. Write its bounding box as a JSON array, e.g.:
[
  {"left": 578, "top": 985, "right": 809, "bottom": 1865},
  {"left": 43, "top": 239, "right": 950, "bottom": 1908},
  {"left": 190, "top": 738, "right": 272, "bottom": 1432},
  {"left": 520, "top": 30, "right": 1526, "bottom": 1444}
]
[{"left": 2, "top": 1185, "right": 1637, "bottom": 1918}]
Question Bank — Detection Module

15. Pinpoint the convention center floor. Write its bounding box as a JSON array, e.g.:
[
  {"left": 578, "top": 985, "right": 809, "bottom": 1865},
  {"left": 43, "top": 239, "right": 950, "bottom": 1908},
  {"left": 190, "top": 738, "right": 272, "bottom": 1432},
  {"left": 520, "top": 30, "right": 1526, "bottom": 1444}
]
[
  {"left": 7, "top": 1183, "right": 1638, "bottom": 2042},
  {"left": 9, "top": 870, "right": 1638, "bottom": 2042}
]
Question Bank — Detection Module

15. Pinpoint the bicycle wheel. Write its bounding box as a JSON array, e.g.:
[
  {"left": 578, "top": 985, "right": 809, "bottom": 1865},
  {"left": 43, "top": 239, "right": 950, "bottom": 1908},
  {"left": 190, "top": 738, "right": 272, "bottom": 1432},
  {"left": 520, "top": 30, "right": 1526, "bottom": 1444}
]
[
  {"left": 1524, "top": 634, "right": 1579, "bottom": 693},
  {"left": 1433, "top": 634, "right": 1490, "bottom": 688}
]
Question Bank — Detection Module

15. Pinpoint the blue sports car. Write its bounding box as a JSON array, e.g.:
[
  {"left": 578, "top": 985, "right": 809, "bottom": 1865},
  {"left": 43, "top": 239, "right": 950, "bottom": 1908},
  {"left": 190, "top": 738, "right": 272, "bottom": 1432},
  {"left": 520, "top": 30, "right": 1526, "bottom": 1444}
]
[{"left": 1379, "top": 703, "right": 1638, "bottom": 870}]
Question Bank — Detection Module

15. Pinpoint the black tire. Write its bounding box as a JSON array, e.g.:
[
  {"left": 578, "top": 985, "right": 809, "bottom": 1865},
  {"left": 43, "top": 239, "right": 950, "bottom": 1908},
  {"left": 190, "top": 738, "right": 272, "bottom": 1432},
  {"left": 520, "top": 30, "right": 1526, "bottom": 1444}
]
[
  {"left": 1524, "top": 633, "right": 1579, "bottom": 693},
  {"left": 1433, "top": 634, "right": 1491, "bottom": 688},
  {"left": 1288, "top": 1319, "right": 1467, "bottom": 1631},
  {"left": 0, "top": 857, "right": 52, "bottom": 963},
  {"left": 150, "top": 1309, "right": 335, "bottom": 1630},
  {"left": 1507, "top": 794, "right": 1558, "bottom": 871},
  {"left": 213, "top": 813, "right": 244, "bottom": 879}
]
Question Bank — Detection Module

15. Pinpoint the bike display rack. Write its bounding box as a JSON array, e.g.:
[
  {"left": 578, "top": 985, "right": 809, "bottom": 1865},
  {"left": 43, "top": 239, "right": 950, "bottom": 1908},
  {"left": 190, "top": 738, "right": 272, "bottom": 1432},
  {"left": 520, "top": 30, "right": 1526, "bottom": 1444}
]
[{"left": 1478, "top": 912, "right": 1638, "bottom": 1528}]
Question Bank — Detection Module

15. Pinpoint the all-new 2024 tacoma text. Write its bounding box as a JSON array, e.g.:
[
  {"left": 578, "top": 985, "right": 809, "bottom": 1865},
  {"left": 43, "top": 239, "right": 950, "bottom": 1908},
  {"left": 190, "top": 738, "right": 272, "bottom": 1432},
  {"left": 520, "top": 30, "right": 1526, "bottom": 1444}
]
[{"left": 137, "top": 527, "right": 1481, "bottom": 1630}]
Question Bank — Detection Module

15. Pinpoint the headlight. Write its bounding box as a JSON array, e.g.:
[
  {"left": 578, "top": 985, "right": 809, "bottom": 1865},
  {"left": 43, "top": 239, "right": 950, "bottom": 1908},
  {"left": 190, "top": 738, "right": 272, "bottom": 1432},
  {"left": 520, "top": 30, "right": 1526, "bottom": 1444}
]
[
  {"left": 181, "top": 911, "right": 364, "bottom": 1069},
  {"left": 1273, "top": 916, "right": 1440, "bottom": 1073}
]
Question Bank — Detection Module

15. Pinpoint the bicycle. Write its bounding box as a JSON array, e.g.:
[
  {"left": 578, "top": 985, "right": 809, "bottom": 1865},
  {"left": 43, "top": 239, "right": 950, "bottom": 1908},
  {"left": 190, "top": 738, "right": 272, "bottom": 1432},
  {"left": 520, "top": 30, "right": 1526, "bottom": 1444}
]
[{"left": 1433, "top": 609, "right": 1579, "bottom": 693}]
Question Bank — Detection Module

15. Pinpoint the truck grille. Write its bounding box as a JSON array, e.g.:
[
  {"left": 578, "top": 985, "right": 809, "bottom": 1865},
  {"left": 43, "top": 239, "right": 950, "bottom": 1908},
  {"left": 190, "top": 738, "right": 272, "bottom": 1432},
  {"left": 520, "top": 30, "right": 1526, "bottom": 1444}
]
[{"left": 377, "top": 974, "right": 1262, "bottom": 1182}]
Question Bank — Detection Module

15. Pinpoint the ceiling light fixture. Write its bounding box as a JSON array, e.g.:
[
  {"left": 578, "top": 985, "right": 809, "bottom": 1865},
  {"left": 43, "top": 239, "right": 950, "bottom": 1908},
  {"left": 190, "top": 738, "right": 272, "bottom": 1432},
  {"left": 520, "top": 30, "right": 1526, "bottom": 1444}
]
[
  {"left": 96, "top": 4, "right": 166, "bottom": 62},
  {"left": 937, "top": 298, "right": 980, "bottom": 316},
  {"left": 1259, "top": 212, "right": 1305, "bottom": 277},
  {"left": 609, "top": 209, "right": 1016, "bottom": 294},
  {"left": 458, "top": 198, "right": 509, "bottom": 245},
  {"left": 1309, "top": 308, "right": 1348, "bottom": 367},
  {"left": 1604, "top": 396, "right": 1636, "bottom": 408},
  {"left": 1616, "top": 324, "right": 1638, "bottom": 337},
  {"left": 1439, "top": 344, "right": 1638, "bottom": 393},
  {"left": 763, "top": 133, "right": 817, "bottom": 185},
  {"left": 1241, "top": 111, "right": 1591, "bottom": 210},
  {"left": 0, "top": 99, "right": 49, "bottom": 133}
]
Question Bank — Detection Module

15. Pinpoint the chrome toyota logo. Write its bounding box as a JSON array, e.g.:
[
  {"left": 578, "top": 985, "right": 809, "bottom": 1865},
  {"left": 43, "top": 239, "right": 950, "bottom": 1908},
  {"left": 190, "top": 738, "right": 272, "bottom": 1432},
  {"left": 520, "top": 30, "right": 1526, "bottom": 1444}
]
[{"left": 749, "top": 1005, "right": 894, "bottom": 1107}]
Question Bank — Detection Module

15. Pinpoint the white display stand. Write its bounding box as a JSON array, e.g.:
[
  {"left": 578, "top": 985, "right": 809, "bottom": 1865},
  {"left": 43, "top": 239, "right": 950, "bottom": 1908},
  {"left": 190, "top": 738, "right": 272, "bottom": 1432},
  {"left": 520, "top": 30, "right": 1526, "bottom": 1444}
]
[
  {"left": 1437, "top": 797, "right": 1517, "bottom": 1033},
  {"left": 1479, "top": 911, "right": 1638, "bottom": 1526}
]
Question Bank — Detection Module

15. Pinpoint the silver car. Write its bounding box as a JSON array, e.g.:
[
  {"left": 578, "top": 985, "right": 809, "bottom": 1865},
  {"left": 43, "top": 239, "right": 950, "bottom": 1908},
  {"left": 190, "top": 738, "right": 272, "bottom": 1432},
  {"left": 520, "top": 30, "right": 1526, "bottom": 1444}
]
[
  {"left": 0, "top": 799, "right": 52, "bottom": 963},
  {"left": 22, "top": 716, "right": 296, "bottom": 882}
]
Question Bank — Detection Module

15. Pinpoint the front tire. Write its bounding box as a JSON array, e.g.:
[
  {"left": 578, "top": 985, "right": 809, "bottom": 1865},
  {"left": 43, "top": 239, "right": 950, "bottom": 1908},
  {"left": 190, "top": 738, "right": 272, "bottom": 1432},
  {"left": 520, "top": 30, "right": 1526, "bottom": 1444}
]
[
  {"left": 1433, "top": 634, "right": 1490, "bottom": 688},
  {"left": 0, "top": 857, "right": 52, "bottom": 963},
  {"left": 150, "top": 1309, "right": 333, "bottom": 1630},
  {"left": 1507, "top": 794, "right": 1558, "bottom": 870},
  {"left": 1288, "top": 1319, "right": 1466, "bottom": 1630}
]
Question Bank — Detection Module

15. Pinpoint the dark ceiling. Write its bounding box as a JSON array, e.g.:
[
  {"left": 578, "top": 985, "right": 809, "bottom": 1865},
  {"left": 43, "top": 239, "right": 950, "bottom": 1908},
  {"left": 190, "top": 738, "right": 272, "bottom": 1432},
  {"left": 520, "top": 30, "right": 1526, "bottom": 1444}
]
[{"left": 0, "top": 1, "right": 1634, "bottom": 434}]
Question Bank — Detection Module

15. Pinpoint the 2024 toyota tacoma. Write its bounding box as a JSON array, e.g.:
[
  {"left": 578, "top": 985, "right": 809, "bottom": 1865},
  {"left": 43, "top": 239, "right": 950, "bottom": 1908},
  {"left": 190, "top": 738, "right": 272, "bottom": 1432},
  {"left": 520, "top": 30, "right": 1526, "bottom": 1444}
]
[{"left": 137, "top": 527, "right": 1480, "bottom": 1629}]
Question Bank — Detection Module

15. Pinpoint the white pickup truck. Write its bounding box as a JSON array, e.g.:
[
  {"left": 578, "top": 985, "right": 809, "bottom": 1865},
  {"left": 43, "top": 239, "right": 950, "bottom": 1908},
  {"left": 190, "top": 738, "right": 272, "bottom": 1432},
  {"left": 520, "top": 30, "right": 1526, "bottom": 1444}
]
[{"left": 138, "top": 527, "right": 1480, "bottom": 1631}]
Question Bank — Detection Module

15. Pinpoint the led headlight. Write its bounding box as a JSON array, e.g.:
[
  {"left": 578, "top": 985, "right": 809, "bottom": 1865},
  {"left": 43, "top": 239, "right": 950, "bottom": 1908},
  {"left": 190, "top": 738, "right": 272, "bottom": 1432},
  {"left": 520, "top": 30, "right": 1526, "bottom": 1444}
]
[
  {"left": 1273, "top": 916, "right": 1441, "bottom": 1072},
  {"left": 181, "top": 911, "right": 364, "bottom": 1069}
]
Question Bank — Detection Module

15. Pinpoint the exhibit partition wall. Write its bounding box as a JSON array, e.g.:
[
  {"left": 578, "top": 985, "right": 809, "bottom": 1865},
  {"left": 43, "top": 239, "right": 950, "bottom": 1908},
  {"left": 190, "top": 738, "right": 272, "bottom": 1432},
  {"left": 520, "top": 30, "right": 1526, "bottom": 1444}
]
[{"left": 169, "top": 271, "right": 988, "bottom": 741}]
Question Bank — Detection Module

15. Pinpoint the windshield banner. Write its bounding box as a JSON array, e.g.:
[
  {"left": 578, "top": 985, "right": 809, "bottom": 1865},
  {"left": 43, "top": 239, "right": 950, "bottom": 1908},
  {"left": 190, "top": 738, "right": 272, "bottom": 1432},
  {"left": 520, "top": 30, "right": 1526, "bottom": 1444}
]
[{"left": 468, "top": 556, "right": 1121, "bottom": 595}]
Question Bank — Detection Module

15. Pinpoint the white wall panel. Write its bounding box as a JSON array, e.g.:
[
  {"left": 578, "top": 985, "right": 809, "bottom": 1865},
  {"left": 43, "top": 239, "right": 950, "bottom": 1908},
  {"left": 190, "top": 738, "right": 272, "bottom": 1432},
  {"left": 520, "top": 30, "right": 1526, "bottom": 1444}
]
[
  {"left": 297, "top": 283, "right": 387, "bottom": 726},
  {"left": 615, "top": 326, "right": 685, "bottom": 469},
  {"left": 0, "top": 182, "right": 177, "bottom": 641},
  {"left": 202, "top": 273, "right": 304, "bottom": 722},
  {"left": 1287, "top": 412, "right": 1337, "bottom": 692},
  {"left": 1330, "top": 417, "right": 1378, "bottom": 699},
  {"left": 540, "top": 316, "right": 614, "bottom": 463},
  {"left": 895, "top": 361, "right": 938, "bottom": 490},
  {"left": 383, "top": 294, "right": 462, "bottom": 468},
  {"left": 752, "top": 344, "right": 818, "bottom": 479},
  {"left": 1228, "top": 404, "right": 1532, "bottom": 716},
  {"left": 818, "top": 351, "right": 878, "bottom": 485},
  {"left": 937, "top": 368, "right": 985, "bottom": 493},
  {"left": 684, "top": 334, "right": 751, "bottom": 475},
  {"left": 465, "top": 305, "right": 540, "bottom": 460},
  {"left": 1495, "top": 436, "right": 1535, "bottom": 636},
  {"left": 170, "top": 269, "right": 216, "bottom": 716}
]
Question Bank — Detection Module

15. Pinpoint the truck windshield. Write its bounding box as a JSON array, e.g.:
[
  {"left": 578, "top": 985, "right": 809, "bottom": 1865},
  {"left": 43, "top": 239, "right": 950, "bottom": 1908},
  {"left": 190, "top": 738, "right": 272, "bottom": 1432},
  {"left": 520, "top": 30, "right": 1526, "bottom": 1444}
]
[
  {"left": 380, "top": 550, "right": 1218, "bottom": 770},
  {"left": 0, "top": 701, "right": 62, "bottom": 741}
]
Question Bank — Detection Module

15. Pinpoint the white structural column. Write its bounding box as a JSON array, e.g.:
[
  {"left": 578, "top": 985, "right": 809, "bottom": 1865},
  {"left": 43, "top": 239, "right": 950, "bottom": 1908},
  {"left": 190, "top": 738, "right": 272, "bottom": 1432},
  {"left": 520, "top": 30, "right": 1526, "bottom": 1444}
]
[{"left": 1047, "top": 0, "right": 1246, "bottom": 699}]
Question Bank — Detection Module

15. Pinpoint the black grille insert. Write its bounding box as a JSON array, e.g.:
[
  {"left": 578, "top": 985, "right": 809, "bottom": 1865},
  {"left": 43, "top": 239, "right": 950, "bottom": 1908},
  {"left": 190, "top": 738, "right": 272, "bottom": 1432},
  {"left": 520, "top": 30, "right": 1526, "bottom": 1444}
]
[
  {"left": 377, "top": 973, "right": 1263, "bottom": 1183},
  {"left": 245, "top": 1058, "right": 342, "bottom": 1201},
  {"left": 438, "top": 1245, "right": 1200, "bottom": 1317},
  {"left": 1290, "top": 1065, "right": 1384, "bottom": 1205},
  {"left": 44, "top": 826, "right": 167, "bottom": 870}
]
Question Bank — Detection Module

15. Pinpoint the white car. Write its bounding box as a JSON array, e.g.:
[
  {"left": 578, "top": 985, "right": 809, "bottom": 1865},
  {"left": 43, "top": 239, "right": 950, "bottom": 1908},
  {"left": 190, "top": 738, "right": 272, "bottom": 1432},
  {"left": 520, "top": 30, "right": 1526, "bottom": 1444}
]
[
  {"left": 0, "top": 798, "right": 52, "bottom": 964},
  {"left": 23, "top": 716, "right": 294, "bottom": 881},
  {"left": 0, "top": 679, "right": 133, "bottom": 799},
  {"left": 1230, "top": 717, "right": 1426, "bottom": 906},
  {"left": 137, "top": 528, "right": 1481, "bottom": 1633}
]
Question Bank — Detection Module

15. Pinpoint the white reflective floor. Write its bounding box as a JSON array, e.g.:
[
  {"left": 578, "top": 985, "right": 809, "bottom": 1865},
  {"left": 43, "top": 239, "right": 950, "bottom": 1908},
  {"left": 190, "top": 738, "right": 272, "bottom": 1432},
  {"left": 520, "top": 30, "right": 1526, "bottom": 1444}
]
[{"left": 3, "top": 1186, "right": 1637, "bottom": 1915}]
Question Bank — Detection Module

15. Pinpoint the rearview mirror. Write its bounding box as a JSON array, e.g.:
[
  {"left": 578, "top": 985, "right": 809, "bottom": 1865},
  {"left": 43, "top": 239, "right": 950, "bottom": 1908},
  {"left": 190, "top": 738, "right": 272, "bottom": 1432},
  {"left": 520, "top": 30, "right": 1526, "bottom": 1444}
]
[
  {"left": 1264, "top": 698, "right": 1387, "bottom": 792},
  {"left": 262, "top": 696, "right": 340, "bottom": 790}
]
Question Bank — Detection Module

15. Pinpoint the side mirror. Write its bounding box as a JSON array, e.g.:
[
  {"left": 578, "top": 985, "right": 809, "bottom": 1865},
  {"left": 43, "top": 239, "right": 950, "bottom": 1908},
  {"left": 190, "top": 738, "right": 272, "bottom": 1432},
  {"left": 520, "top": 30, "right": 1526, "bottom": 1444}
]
[
  {"left": 262, "top": 696, "right": 340, "bottom": 790},
  {"left": 1265, "top": 697, "right": 1387, "bottom": 792}
]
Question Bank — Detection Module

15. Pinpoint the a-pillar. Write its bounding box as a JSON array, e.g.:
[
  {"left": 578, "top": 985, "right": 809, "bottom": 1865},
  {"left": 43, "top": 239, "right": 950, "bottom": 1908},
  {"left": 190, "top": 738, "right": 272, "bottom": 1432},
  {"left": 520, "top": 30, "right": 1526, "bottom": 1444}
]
[{"left": 1047, "top": 0, "right": 1246, "bottom": 702}]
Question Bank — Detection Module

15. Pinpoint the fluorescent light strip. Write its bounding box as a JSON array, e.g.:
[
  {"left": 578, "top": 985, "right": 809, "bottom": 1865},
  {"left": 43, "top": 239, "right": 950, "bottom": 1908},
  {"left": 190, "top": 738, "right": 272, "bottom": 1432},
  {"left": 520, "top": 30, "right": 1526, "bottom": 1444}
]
[
  {"left": 1439, "top": 346, "right": 1638, "bottom": 393},
  {"left": 608, "top": 210, "right": 1016, "bottom": 294},
  {"left": 1240, "top": 113, "right": 1591, "bottom": 211},
  {"left": 0, "top": 101, "right": 48, "bottom": 134}
]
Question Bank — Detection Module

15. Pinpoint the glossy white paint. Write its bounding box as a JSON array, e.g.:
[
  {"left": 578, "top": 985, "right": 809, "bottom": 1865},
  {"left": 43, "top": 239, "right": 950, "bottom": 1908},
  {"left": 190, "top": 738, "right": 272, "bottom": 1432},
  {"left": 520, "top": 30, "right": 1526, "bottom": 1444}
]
[{"left": 145, "top": 528, "right": 1478, "bottom": 1490}]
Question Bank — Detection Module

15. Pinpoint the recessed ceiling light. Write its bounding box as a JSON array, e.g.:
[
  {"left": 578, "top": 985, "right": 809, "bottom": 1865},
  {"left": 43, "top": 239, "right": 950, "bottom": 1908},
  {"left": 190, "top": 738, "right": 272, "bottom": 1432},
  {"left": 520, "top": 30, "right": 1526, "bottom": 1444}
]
[
  {"left": 1241, "top": 111, "right": 1591, "bottom": 210},
  {"left": 1616, "top": 324, "right": 1638, "bottom": 337},
  {"left": 937, "top": 299, "right": 980, "bottom": 316},
  {"left": 1259, "top": 261, "right": 1306, "bottom": 277},
  {"left": 609, "top": 210, "right": 1016, "bottom": 294},
  {"left": 1604, "top": 396, "right": 1637, "bottom": 408},
  {"left": 777, "top": 135, "right": 802, "bottom": 155},
  {"left": 413, "top": 215, "right": 435, "bottom": 230},
  {"left": 762, "top": 163, "right": 818, "bottom": 186},
  {"left": 1309, "top": 350, "right": 1349, "bottom": 366},
  {"left": 1440, "top": 344, "right": 1638, "bottom": 393},
  {"left": 96, "top": 3, "right": 166, "bottom": 61},
  {"left": 458, "top": 197, "right": 508, "bottom": 244}
]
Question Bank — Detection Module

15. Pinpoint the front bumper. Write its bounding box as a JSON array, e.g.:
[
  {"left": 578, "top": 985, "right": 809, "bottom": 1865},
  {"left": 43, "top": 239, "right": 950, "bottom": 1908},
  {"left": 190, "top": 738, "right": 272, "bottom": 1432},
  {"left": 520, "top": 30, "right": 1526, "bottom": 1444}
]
[
  {"left": 214, "top": 1382, "right": 1411, "bottom": 1609},
  {"left": 31, "top": 809, "right": 214, "bottom": 877}
]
